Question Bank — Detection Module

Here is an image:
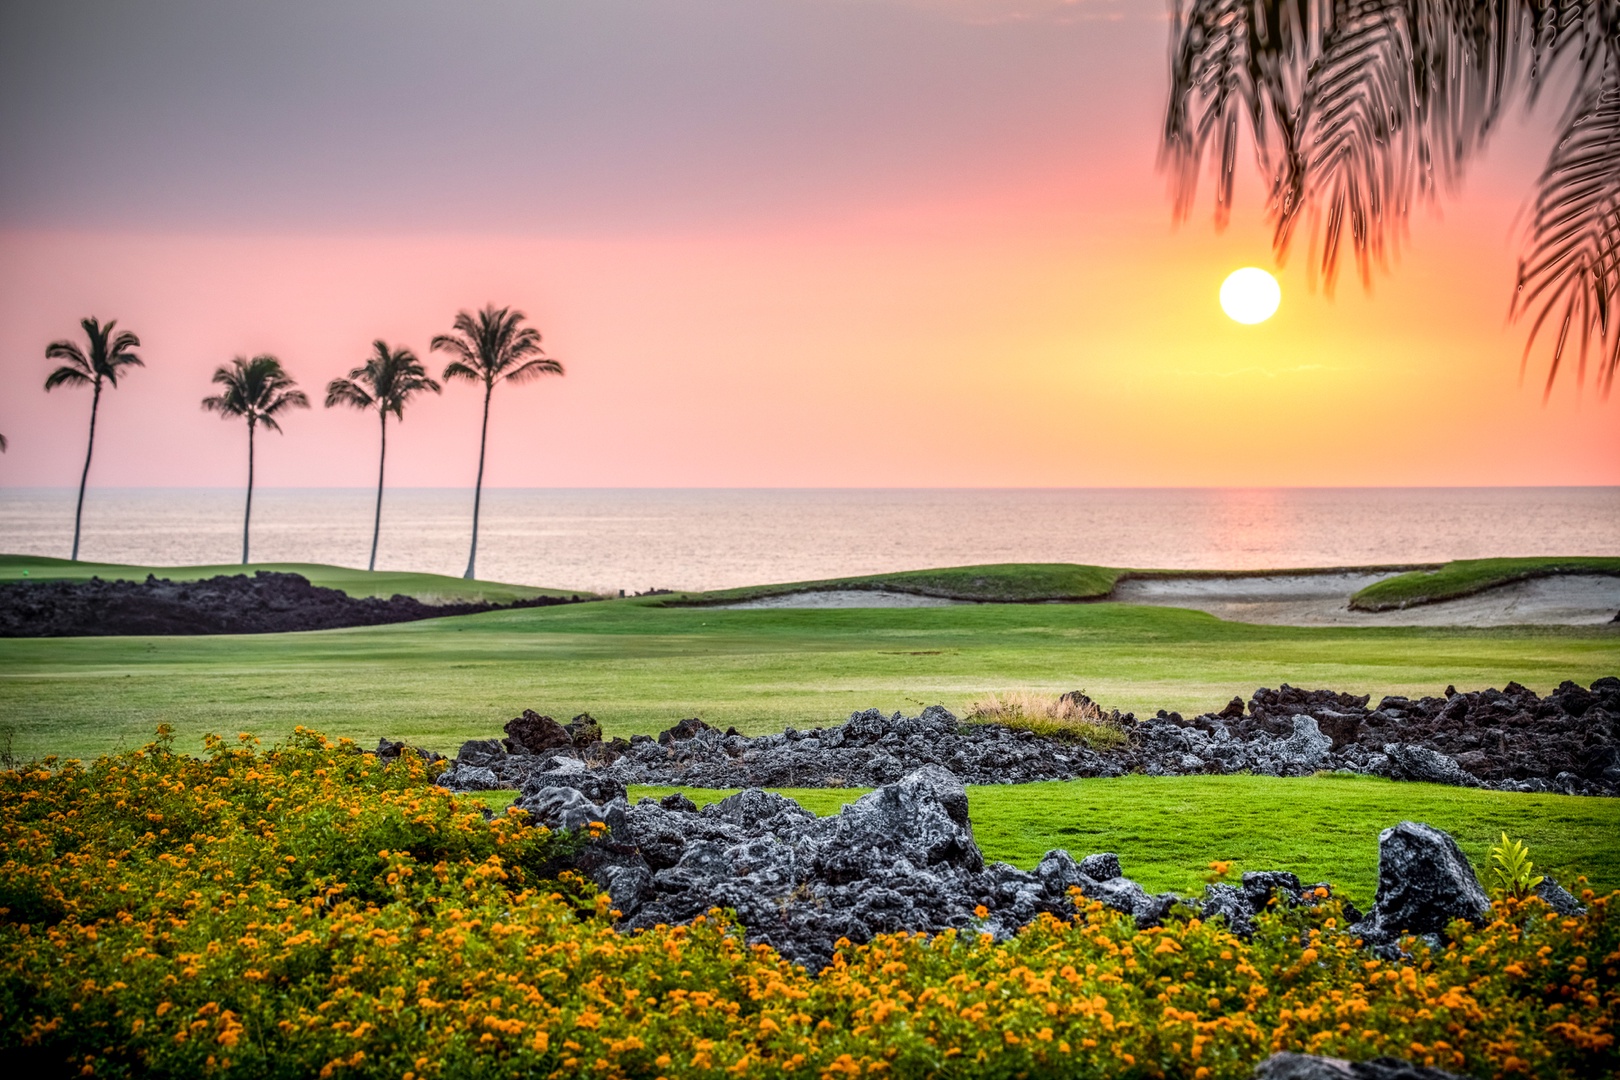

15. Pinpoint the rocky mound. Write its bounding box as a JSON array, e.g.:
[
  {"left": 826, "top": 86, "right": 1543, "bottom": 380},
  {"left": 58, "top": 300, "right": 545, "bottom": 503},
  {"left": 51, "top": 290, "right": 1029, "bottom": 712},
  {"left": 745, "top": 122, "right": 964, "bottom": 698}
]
[
  {"left": 515, "top": 766, "right": 1581, "bottom": 970},
  {"left": 0, "top": 571, "right": 584, "bottom": 636},
  {"left": 434, "top": 678, "right": 1620, "bottom": 798}
]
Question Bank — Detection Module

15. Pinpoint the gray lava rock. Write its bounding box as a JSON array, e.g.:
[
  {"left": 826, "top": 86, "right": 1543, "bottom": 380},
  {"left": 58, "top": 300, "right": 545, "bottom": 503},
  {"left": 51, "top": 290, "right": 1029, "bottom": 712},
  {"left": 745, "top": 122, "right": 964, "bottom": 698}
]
[
  {"left": 1382, "top": 744, "right": 1478, "bottom": 787},
  {"left": 1253, "top": 1052, "right": 1468, "bottom": 1079},
  {"left": 526, "top": 767, "right": 1339, "bottom": 970},
  {"left": 1350, "top": 822, "right": 1491, "bottom": 952},
  {"left": 455, "top": 738, "right": 506, "bottom": 768},
  {"left": 1079, "top": 852, "right": 1123, "bottom": 880},
  {"left": 430, "top": 678, "right": 1620, "bottom": 797},
  {"left": 1278, "top": 715, "right": 1333, "bottom": 769},
  {"left": 515, "top": 785, "right": 606, "bottom": 831},
  {"left": 444, "top": 764, "right": 501, "bottom": 791},
  {"left": 1536, "top": 874, "right": 1586, "bottom": 916}
]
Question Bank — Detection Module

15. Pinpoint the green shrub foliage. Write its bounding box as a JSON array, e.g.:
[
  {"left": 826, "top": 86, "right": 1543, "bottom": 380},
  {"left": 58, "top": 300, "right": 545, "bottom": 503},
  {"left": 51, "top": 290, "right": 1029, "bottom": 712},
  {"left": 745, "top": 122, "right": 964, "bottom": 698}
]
[{"left": 2, "top": 731, "right": 1616, "bottom": 1078}]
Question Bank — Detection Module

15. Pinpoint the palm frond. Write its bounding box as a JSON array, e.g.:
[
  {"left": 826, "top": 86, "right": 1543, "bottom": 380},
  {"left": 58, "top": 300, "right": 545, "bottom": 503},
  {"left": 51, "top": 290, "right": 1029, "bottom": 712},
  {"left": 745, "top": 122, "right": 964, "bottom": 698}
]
[
  {"left": 44, "top": 364, "right": 93, "bottom": 391},
  {"left": 1165, "top": 0, "right": 1620, "bottom": 392},
  {"left": 202, "top": 355, "right": 308, "bottom": 428},
  {"left": 1514, "top": 78, "right": 1620, "bottom": 397},
  {"left": 503, "top": 356, "right": 565, "bottom": 384},
  {"left": 440, "top": 361, "right": 481, "bottom": 384},
  {"left": 325, "top": 378, "right": 375, "bottom": 410},
  {"left": 44, "top": 340, "right": 89, "bottom": 367}
]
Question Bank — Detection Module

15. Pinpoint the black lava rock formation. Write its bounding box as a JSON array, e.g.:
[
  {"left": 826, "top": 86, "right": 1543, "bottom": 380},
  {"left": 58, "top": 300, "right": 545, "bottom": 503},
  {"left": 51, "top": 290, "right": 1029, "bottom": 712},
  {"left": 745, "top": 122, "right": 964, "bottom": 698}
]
[
  {"left": 433, "top": 678, "right": 1620, "bottom": 798},
  {"left": 517, "top": 766, "right": 1359, "bottom": 970},
  {"left": 0, "top": 571, "right": 584, "bottom": 636}
]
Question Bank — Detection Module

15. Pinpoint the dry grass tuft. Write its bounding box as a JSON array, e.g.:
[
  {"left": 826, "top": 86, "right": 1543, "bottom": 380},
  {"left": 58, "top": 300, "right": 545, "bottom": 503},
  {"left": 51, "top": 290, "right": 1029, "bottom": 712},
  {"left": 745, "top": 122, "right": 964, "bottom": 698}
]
[{"left": 963, "top": 690, "right": 1129, "bottom": 749}]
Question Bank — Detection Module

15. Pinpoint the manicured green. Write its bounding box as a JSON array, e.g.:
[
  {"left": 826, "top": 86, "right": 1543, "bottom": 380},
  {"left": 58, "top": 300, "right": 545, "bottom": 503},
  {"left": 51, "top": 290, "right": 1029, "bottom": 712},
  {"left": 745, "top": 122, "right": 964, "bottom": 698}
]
[
  {"left": 0, "top": 553, "right": 577, "bottom": 604},
  {"left": 494, "top": 774, "right": 1620, "bottom": 905},
  {"left": 2, "top": 598, "right": 1614, "bottom": 761},
  {"left": 1351, "top": 556, "right": 1620, "bottom": 611},
  {"left": 671, "top": 562, "right": 1122, "bottom": 604}
]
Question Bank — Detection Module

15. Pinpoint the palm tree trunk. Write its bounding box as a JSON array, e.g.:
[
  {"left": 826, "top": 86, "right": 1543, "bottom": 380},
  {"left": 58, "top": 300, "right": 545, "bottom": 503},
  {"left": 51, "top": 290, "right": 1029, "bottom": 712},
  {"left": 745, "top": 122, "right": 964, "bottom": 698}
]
[
  {"left": 242, "top": 418, "right": 256, "bottom": 565},
  {"left": 465, "top": 383, "right": 492, "bottom": 580},
  {"left": 369, "top": 411, "right": 387, "bottom": 573},
  {"left": 70, "top": 380, "right": 101, "bottom": 561}
]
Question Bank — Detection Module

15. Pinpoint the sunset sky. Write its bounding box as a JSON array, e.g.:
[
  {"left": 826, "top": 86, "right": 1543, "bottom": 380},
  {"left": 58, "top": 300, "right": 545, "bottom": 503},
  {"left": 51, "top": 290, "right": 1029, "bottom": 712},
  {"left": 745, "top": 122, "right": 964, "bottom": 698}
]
[{"left": 1, "top": 0, "right": 1615, "bottom": 490}]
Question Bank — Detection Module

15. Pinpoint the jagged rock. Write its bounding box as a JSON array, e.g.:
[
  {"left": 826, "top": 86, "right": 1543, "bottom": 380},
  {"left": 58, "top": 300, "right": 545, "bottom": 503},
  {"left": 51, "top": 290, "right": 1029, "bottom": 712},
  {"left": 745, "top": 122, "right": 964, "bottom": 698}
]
[
  {"left": 1253, "top": 1052, "right": 1468, "bottom": 1079},
  {"left": 1350, "top": 822, "right": 1491, "bottom": 952},
  {"left": 566, "top": 713, "right": 604, "bottom": 748},
  {"left": 1536, "top": 874, "right": 1586, "bottom": 916},
  {"left": 1278, "top": 715, "right": 1333, "bottom": 769},
  {"left": 433, "top": 678, "right": 1619, "bottom": 798},
  {"left": 521, "top": 768, "right": 1341, "bottom": 970},
  {"left": 445, "top": 764, "right": 501, "bottom": 791},
  {"left": 455, "top": 738, "right": 506, "bottom": 768},
  {"left": 1079, "top": 852, "right": 1123, "bottom": 880},
  {"left": 1383, "top": 744, "right": 1477, "bottom": 787},
  {"left": 374, "top": 737, "right": 445, "bottom": 765},
  {"left": 658, "top": 717, "right": 713, "bottom": 746},
  {"left": 504, "top": 710, "right": 572, "bottom": 754}
]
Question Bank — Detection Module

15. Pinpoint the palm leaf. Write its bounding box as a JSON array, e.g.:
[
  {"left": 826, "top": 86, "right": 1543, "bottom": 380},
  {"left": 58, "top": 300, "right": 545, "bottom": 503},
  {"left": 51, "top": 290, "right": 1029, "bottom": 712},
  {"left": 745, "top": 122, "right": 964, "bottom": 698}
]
[
  {"left": 1514, "top": 79, "right": 1620, "bottom": 397},
  {"left": 1164, "top": 0, "right": 1620, "bottom": 391}
]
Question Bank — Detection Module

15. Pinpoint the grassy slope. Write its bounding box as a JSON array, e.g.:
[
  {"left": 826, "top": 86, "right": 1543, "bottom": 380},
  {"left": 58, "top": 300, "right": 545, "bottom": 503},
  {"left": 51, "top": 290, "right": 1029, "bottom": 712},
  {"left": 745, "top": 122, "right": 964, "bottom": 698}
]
[
  {"left": 2, "top": 598, "right": 1614, "bottom": 760},
  {"left": 669, "top": 563, "right": 1122, "bottom": 604},
  {"left": 0, "top": 553, "right": 574, "bottom": 604},
  {"left": 490, "top": 776, "right": 1620, "bottom": 904},
  {"left": 1351, "top": 557, "right": 1620, "bottom": 611}
]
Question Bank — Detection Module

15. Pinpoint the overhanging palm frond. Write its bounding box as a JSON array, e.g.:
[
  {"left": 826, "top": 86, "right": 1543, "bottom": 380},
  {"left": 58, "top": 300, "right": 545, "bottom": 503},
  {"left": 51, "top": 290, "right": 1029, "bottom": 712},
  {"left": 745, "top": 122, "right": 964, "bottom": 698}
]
[
  {"left": 1514, "top": 78, "right": 1620, "bottom": 397},
  {"left": 1164, "top": 0, "right": 1620, "bottom": 392}
]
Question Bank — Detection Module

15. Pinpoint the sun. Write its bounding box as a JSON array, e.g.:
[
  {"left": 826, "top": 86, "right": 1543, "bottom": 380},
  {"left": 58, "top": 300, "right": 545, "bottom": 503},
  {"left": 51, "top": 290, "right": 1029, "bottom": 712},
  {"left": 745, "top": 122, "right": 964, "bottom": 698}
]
[{"left": 1219, "top": 267, "right": 1281, "bottom": 324}]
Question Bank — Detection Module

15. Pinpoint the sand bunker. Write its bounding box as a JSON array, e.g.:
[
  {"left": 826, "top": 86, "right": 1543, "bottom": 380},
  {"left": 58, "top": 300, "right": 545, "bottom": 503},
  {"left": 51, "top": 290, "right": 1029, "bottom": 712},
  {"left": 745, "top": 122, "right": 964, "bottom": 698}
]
[
  {"left": 1112, "top": 572, "right": 1620, "bottom": 627},
  {"left": 718, "top": 589, "right": 964, "bottom": 609}
]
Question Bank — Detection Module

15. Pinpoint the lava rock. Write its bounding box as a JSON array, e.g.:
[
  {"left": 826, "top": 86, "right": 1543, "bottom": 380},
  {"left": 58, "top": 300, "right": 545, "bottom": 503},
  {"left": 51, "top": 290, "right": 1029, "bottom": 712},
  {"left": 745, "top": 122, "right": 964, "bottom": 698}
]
[
  {"left": 566, "top": 713, "right": 604, "bottom": 749},
  {"left": 446, "top": 765, "right": 501, "bottom": 791},
  {"left": 0, "top": 570, "right": 583, "bottom": 636},
  {"left": 1536, "top": 875, "right": 1586, "bottom": 916},
  {"left": 1382, "top": 744, "right": 1478, "bottom": 787},
  {"left": 434, "top": 679, "right": 1618, "bottom": 798},
  {"left": 374, "top": 737, "right": 445, "bottom": 765},
  {"left": 1253, "top": 1052, "right": 1468, "bottom": 1079},
  {"left": 504, "top": 711, "right": 573, "bottom": 754},
  {"left": 1350, "top": 822, "right": 1491, "bottom": 953},
  {"left": 522, "top": 767, "right": 1340, "bottom": 970}
]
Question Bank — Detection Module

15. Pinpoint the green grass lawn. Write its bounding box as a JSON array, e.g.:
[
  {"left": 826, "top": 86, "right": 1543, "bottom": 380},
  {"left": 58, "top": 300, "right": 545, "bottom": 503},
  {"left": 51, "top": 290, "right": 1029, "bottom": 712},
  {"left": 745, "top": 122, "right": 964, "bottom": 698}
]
[
  {"left": 466, "top": 775, "right": 1620, "bottom": 905},
  {"left": 3, "top": 595, "right": 1613, "bottom": 762},
  {"left": 0, "top": 553, "right": 575, "bottom": 604},
  {"left": 1351, "top": 556, "right": 1620, "bottom": 610}
]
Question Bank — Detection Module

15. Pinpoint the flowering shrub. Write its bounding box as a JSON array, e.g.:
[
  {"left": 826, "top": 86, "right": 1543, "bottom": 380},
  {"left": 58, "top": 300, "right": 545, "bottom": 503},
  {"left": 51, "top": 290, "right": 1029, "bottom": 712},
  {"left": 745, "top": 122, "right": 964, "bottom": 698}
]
[{"left": 2, "top": 730, "right": 1616, "bottom": 1078}]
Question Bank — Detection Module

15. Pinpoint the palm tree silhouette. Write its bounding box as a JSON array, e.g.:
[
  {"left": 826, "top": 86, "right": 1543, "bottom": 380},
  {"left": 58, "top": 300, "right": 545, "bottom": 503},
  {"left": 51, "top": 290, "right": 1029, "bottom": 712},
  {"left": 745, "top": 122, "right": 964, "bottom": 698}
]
[
  {"left": 432, "top": 305, "right": 564, "bottom": 580},
  {"left": 1164, "top": 0, "right": 1620, "bottom": 395},
  {"left": 44, "top": 317, "right": 144, "bottom": 560},
  {"left": 202, "top": 355, "right": 310, "bottom": 564},
  {"left": 325, "top": 341, "right": 442, "bottom": 572}
]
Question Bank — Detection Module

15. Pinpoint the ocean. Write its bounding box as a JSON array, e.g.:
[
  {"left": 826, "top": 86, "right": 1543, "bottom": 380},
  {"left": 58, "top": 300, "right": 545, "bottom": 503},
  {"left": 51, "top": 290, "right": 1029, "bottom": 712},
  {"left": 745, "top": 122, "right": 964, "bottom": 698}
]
[{"left": 1, "top": 487, "right": 1616, "bottom": 595}]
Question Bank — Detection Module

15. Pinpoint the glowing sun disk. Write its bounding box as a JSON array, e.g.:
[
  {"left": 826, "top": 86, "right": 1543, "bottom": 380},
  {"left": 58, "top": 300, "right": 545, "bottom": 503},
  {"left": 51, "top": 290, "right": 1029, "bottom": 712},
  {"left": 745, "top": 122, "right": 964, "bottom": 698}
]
[{"left": 1220, "top": 267, "right": 1281, "bottom": 324}]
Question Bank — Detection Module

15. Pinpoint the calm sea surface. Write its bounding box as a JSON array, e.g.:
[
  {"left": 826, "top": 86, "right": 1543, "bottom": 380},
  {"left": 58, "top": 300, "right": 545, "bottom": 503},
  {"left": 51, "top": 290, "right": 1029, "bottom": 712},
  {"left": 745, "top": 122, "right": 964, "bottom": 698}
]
[{"left": 1, "top": 488, "right": 1616, "bottom": 595}]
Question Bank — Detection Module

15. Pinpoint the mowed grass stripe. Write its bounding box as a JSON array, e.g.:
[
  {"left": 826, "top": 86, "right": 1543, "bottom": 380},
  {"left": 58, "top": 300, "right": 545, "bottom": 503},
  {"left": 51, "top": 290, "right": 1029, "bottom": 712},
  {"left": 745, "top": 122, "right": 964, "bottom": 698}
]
[{"left": 3, "top": 599, "right": 1615, "bottom": 759}]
